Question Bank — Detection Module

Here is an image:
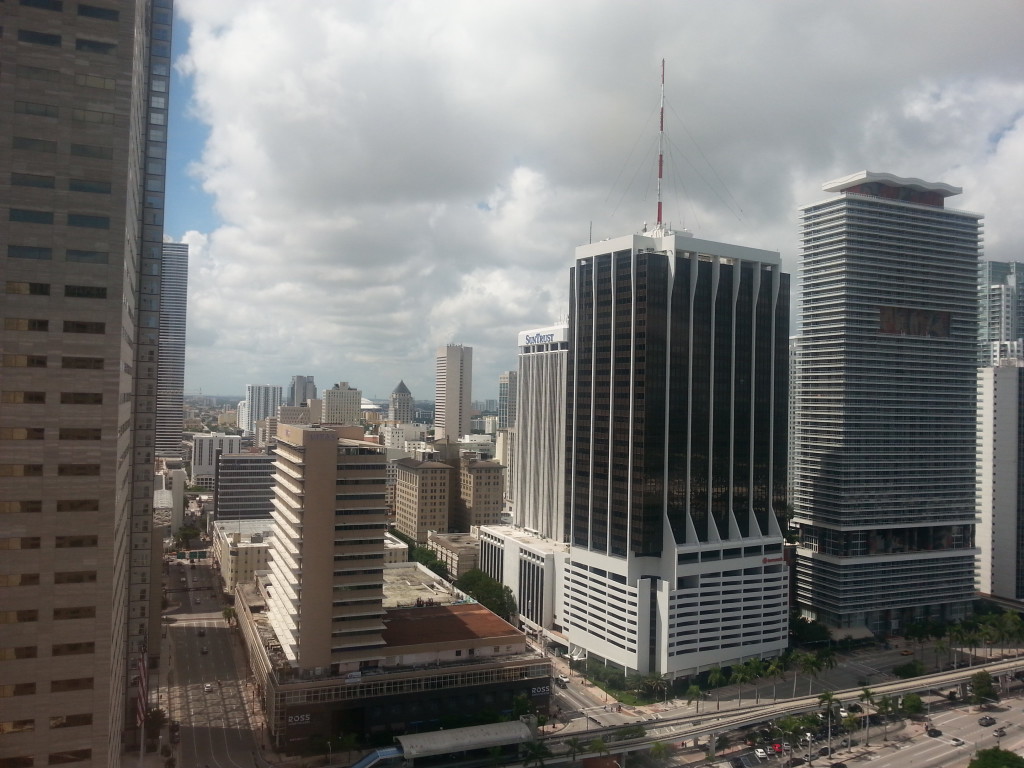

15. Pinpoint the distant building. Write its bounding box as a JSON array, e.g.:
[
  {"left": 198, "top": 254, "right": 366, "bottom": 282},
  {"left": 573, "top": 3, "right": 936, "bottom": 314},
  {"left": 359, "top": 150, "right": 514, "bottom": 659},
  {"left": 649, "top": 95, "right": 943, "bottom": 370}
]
[
  {"left": 383, "top": 532, "right": 410, "bottom": 564},
  {"left": 979, "top": 260, "right": 1024, "bottom": 366},
  {"left": 212, "top": 520, "right": 273, "bottom": 592},
  {"left": 498, "top": 371, "right": 517, "bottom": 429},
  {"left": 278, "top": 399, "right": 322, "bottom": 425},
  {"left": 243, "top": 385, "right": 283, "bottom": 436},
  {"left": 288, "top": 375, "right": 318, "bottom": 406},
  {"left": 389, "top": 380, "right": 414, "bottom": 423},
  {"left": 435, "top": 345, "right": 473, "bottom": 440},
  {"left": 214, "top": 453, "right": 275, "bottom": 520},
  {"left": 453, "top": 454, "right": 504, "bottom": 531},
  {"left": 380, "top": 422, "right": 429, "bottom": 449},
  {"left": 977, "top": 362, "right": 1024, "bottom": 601},
  {"left": 511, "top": 324, "right": 568, "bottom": 540},
  {"left": 427, "top": 531, "right": 481, "bottom": 578},
  {"left": 393, "top": 457, "right": 453, "bottom": 543},
  {"left": 192, "top": 434, "right": 242, "bottom": 486},
  {"left": 323, "top": 381, "right": 362, "bottom": 425},
  {"left": 156, "top": 243, "right": 189, "bottom": 458}
]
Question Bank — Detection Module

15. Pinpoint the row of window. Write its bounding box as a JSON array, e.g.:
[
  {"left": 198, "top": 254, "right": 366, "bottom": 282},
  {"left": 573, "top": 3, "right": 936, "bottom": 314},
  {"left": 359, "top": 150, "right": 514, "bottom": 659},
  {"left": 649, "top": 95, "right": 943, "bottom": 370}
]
[
  {"left": 19, "top": 0, "right": 118, "bottom": 19},
  {"left": 0, "top": 500, "right": 99, "bottom": 513},
  {"left": 9, "top": 209, "right": 110, "bottom": 229},
  {"left": 0, "top": 678, "right": 92, "bottom": 694},
  {"left": 15, "top": 102, "right": 115, "bottom": 126},
  {"left": 0, "top": 608, "right": 96, "bottom": 622},
  {"left": 18, "top": 28, "right": 116, "bottom": 54},
  {"left": 4, "top": 319, "right": 106, "bottom": 334},
  {"left": 6, "top": 282, "right": 107, "bottom": 298},
  {"left": 7, "top": 246, "right": 109, "bottom": 263},
  {"left": 11, "top": 174, "right": 112, "bottom": 196},
  {"left": 0, "top": 428, "right": 103, "bottom": 440},
  {"left": 0, "top": 572, "right": 96, "bottom": 586},
  {"left": 3, "top": 355, "right": 103, "bottom": 369},
  {"left": 1, "top": 392, "right": 103, "bottom": 405},
  {"left": 0, "top": 536, "right": 98, "bottom": 549},
  {"left": 0, "top": 465, "right": 101, "bottom": 476}
]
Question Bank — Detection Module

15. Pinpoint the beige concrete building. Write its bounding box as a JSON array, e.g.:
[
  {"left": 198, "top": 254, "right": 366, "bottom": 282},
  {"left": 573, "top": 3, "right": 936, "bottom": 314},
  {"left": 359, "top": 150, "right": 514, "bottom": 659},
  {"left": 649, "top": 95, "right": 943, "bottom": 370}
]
[
  {"left": 393, "top": 457, "right": 453, "bottom": 544},
  {"left": 454, "top": 454, "right": 505, "bottom": 531},
  {"left": 264, "top": 424, "right": 389, "bottom": 670},
  {"left": 322, "top": 381, "right": 362, "bottom": 425},
  {"left": 427, "top": 531, "right": 480, "bottom": 579},
  {"left": 211, "top": 520, "right": 272, "bottom": 592},
  {"left": 0, "top": 3, "right": 174, "bottom": 764},
  {"left": 383, "top": 531, "right": 410, "bottom": 564}
]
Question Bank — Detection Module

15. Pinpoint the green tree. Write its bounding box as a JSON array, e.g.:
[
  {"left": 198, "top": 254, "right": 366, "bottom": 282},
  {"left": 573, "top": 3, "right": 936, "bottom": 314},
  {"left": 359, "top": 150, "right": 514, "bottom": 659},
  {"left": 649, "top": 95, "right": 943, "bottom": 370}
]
[
  {"left": 143, "top": 707, "right": 168, "bottom": 739},
  {"left": 522, "top": 740, "right": 552, "bottom": 768},
  {"left": 708, "top": 665, "right": 726, "bottom": 711},
  {"left": 800, "top": 651, "right": 824, "bottom": 696},
  {"left": 970, "top": 669, "right": 998, "bottom": 706},
  {"left": 564, "top": 736, "right": 585, "bottom": 764},
  {"left": 841, "top": 715, "right": 860, "bottom": 751},
  {"left": 901, "top": 692, "right": 924, "bottom": 716},
  {"left": 969, "top": 747, "right": 1024, "bottom": 768},
  {"left": 744, "top": 658, "right": 765, "bottom": 704},
  {"left": 859, "top": 688, "right": 876, "bottom": 746},
  {"left": 765, "top": 656, "right": 787, "bottom": 702},
  {"left": 877, "top": 695, "right": 894, "bottom": 740},
  {"left": 730, "top": 665, "right": 750, "bottom": 707},
  {"left": 587, "top": 737, "right": 609, "bottom": 759},
  {"left": 818, "top": 691, "right": 837, "bottom": 755},
  {"left": 222, "top": 606, "right": 236, "bottom": 626},
  {"left": 648, "top": 741, "right": 673, "bottom": 767},
  {"left": 455, "top": 569, "right": 518, "bottom": 622},
  {"left": 686, "top": 684, "right": 703, "bottom": 713}
]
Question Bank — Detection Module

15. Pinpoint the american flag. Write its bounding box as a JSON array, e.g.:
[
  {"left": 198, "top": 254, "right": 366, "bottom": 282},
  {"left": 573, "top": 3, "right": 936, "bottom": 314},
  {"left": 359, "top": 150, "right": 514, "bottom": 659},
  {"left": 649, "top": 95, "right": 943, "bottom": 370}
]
[{"left": 136, "top": 654, "right": 149, "bottom": 728}]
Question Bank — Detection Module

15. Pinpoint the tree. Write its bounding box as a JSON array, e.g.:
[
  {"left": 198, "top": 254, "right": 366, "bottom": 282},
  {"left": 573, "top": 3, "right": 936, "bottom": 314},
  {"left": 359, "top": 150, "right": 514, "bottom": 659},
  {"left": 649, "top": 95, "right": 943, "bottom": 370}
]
[
  {"left": 686, "top": 684, "right": 703, "bottom": 713},
  {"left": 841, "top": 715, "right": 859, "bottom": 751},
  {"left": 564, "top": 736, "right": 585, "bottom": 764},
  {"left": 744, "top": 658, "right": 765, "bottom": 704},
  {"left": 708, "top": 665, "right": 726, "bottom": 710},
  {"left": 455, "top": 569, "right": 518, "bottom": 622},
  {"left": 765, "top": 656, "right": 787, "bottom": 702},
  {"left": 648, "top": 741, "right": 673, "bottom": 767},
  {"left": 969, "top": 747, "right": 1024, "bottom": 768},
  {"left": 970, "top": 669, "right": 998, "bottom": 706},
  {"left": 859, "top": 688, "right": 876, "bottom": 746},
  {"left": 587, "top": 737, "right": 609, "bottom": 759},
  {"left": 143, "top": 707, "right": 168, "bottom": 739},
  {"left": 901, "top": 692, "right": 924, "bottom": 716},
  {"left": 730, "top": 665, "right": 750, "bottom": 707},
  {"left": 876, "top": 695, "right": 894, "bottom": 741},
  {"left": 521, "top": 740, "right": 552, "bottom": 768},
  {"left": 800, "top": 651, "right": 824, "bottom": 696},
  {"left": 222, "top": 606, "right": 236, "bottom": 626},
  {"left": 818, "top": 691, "right": 836, "bottom": 756}
]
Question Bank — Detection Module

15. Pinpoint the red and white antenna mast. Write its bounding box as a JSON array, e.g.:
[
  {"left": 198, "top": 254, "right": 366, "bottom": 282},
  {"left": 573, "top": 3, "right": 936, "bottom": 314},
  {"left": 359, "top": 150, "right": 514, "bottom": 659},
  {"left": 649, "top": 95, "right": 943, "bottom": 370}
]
[{"left": 656, "top": 58, "right": 665, "bottom": 227}]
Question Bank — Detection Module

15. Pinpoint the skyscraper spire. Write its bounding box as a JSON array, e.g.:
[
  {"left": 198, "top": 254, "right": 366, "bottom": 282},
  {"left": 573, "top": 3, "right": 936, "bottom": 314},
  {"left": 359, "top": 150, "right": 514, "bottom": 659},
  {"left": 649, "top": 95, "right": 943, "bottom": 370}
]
[{"left": 657, "top": 58, "right": 665, "bottom": 227}]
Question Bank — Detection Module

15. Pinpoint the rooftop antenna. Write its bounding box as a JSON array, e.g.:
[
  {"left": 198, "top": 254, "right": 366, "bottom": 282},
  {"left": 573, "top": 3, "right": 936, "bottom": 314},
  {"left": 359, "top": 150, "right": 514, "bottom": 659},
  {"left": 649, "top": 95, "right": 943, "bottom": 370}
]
[{"left": 656, "top": 58, "right": 665, "bottom": 228}]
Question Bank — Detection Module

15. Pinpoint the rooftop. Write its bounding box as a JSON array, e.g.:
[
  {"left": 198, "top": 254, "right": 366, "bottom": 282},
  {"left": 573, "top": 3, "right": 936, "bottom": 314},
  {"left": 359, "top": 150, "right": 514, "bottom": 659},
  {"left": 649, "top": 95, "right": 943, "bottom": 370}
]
[
  {"left": 382, "top": 603, "right": 520, "bottom": 648},
  {"left": 822, "top": 170, "right": 961, "bottom": 197},
  {"left": 382, "top": 561, "right": 457, "bottom": 608}
]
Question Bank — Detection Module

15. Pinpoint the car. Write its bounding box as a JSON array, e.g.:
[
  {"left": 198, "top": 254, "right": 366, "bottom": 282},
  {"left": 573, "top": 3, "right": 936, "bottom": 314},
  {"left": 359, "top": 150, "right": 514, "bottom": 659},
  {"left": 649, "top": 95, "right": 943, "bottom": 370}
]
[
  {"left": 754, "top": 748, "right": 768, "bottom": 760},
  {"left": 900, "top": 649, "right": 914, "bottom": 655},
  {"left": 203, "top": 683, "right": 212, "bottom": 693},
  {"left": 950, "top": 737, "right": 965, "bottom": 747},
  {"left": 927, "top": 727, "right": 942, "bottom": 737},
  {"left": 200, "top": 646, "right": 208, "bottom": 655},
  {"left": 838, "top": 707, "right": 849, "bottom": 718},
  {"left": 179, "top": 578, "right": 186, "bottom": 583},
  {"left": 831, "top": 763, "right": 847, "bottom": 768},
  {"left": 781, "top": 742, "right": 791, "bottom": 752},
  {"left": 771, "top": 743, "right": 783, "bottom": 753},
  {"left": 555, "top": 674, "right": 569, "bottom": 688},
  {"left": 818, "top": 746, "right": 833, "bottom": 757},
  {"left": 979, "top": 716, "right": 996, "bottom": 727},
  {"left": 994, "top": 727, "right": 1006, "bottom": 738}
]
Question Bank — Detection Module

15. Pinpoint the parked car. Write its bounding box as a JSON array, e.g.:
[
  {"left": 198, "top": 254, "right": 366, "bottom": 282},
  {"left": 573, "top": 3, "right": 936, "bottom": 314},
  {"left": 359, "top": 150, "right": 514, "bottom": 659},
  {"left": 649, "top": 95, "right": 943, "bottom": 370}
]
[
  {"left": 900, "top": 649, "right": 914, "bottom": 656},
  {"left": 979, "top": 716, "right": 996, "bottom": 727},
  {"left": 754, "top": 748, "right": 769, "bottom": 760},
  {"left": 203, "top": 683, "right": 213, "bottom": 693},
  {"left": 927, "top": 728, "right": 942, "bottom": 737},
  {"left": 200, "top": 646, "right": 208, "bottom": 655},
  {"left": 819, "top": 746, "right": 833, "bottom": 757}
]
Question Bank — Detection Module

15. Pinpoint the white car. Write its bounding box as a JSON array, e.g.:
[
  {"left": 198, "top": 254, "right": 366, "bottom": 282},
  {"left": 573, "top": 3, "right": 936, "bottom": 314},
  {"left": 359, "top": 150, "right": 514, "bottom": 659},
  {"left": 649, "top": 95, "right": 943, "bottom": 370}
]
[
  {"left": 950, "top": 737, "right": 965, "bottom": 747},
  {"left": 754, "top": 748, "right": 769, "bottom": 760},
  {"left": 203, "top": 683, "right": 213, "bottom": 693}
]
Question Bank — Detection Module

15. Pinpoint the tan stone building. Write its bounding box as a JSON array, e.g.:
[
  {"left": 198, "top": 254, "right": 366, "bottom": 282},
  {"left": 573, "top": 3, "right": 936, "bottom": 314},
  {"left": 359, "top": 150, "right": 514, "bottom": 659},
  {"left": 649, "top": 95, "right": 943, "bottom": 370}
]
[
  {"left": 453, "top": 454, "right": 505, "bottom": 531},
  {"left": 427, "top": 531, "right": 480, "bottom": 579},
  {"left": 393, "top": 457, "right": 452, "bottom": 544}
]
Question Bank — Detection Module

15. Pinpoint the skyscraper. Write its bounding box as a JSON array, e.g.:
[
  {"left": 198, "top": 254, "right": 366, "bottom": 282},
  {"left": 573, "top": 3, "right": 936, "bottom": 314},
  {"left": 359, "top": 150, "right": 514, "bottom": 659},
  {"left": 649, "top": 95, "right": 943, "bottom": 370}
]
[
  {"left": 565, "top": 227, "right": 790, "bottom": 678},
  {"left": 155, "top": 242, "right": 188, "bottom": 457},
  {"left": 793, "top": 171, "right": 982, "bottom": 633},
  {"left": 434, "top": 344, "right": 472, "bottom": 441},
  {"left": 497, "top": 370, "right": 517, "bottom": 429},
  {"left": 388, "top": 380, "right": 414, "bottom": 422},
  {"left": 979, "top": 259, "right": 1024, "bottom": 365},
  {"left": 242, "top": 384, "right": 283, "bottom": 435},
  {"left": 0, "top": 1, "right": 174, "bottom": 764},
  {"left": 287, "top": 374, "right": 317, "bottom": 407},
  {"left": 512, "top": 324, "right": 568, "bottom": 540}
]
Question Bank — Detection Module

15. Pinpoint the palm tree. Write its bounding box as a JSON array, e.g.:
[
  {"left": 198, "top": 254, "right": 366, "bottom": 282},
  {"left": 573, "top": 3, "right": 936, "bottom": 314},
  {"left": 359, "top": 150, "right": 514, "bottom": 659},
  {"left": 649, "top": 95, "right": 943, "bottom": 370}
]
[
  {"left": 818, "top": 691, "right": 837, "bottom": 757},
  {"left": 859, "top": 687, "right": 875, "bottom": 746},
  {"left": 801, "top": 652, "right": 824, "bottom": 696},
  {"left": 790, "top": 651, "right": 807, "bottom": 698},
  {"left": 934, "top": 638, "right": 949, "bottom": 671},
  {"left": 649, "top": 741, "right": 673, "bottom": 767},
  {"left": 745, "top": 658, "right": 765, "bottom": 704},
  {"left": 708, "top": 665, "right": 726, "bottom": 711},
  {"left": 999, "top": 610, "right": 1024, "bottom": 658},
  {"left": 686, "top": 684, "right": 703, "bottom": 713},
  {"left": 963, "top": 627, "right": 981, "bottom": 667},
  {"left": 949, "top": 623, "right": 966, "bottom": 668},
  {"left": 587, "top": 737, "right": 609, "bottom": 760},
  {"left": 877, "top": 695, "right": 893, "bottom": 741},
  {"left": 563, "top": 736, "right": 585, "bottom": 765},
  {"left": 841, "top": 714, "right": 859, "bottom": 751},
  {"left": 765, "top": 657, "right": 786, "bottom": 702},
  {"left": 730, "top": 665, "right": 750, "bottom": 707},
  {"left": 777, "top": 716, "right": 802, "bottom": 768},
  {"left": 522, "top": 740, "right": 552, "bottom": 768}
]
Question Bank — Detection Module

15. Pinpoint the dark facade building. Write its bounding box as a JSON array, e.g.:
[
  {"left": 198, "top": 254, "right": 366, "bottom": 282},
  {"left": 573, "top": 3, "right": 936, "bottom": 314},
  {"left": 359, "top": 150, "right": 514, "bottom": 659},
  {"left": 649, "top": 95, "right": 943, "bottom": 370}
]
[
  {"left": 214, "top": 452, "right": 275, "bottom": 520},
  {"left": 565, "top": 227, "right": 790, "bottom": 678}
]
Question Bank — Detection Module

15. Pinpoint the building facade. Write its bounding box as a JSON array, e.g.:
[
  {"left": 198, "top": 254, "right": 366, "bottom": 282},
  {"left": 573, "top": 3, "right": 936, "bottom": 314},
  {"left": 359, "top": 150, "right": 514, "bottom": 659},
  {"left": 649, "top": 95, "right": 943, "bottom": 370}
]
[
  {"left": 393, "top": 457, "right": 453, "bottom": 544},
  {"left": 793, "top": 171, "right": 982, "bottom": 633},
  {"left": 977, "top": 363, "right": 1024, "bottom": 601},
  {"left": 322, "top": 381, "right": 361, "bottom": 425},
  {"left": 388, "top": 380, "right": 414, "bottom": 423},
  {"left": 511, "top": 324, "right": 569, "bottom": 541},
  {"left": 211, "top": 520, "right": 273, "bottom": 592},
  {"left": 434, "top": 344, "right": 472, "bottom": 441},
  {"left": 287, "top": 375, "right": 317, "bottom": 407},
  {"left": 242, "top": 384, "right": 283, "bottom": 436},
  {"left": 497, "top": 371, "right": 517, "bottom": 429},
  {"left": 0, "top": 1, "right": 174, "bottom": 764},
  {"left": 566, "top": 227, "right": 790, "bottom": 678},
  {"left": 214, "top": 452, "right": 275, "bottom": 520},
  {"left": 155, "top": 242, "right": 188, "bottom": 457},
  {"left": 453, "top": 454, "right": 505, "bottom": 531},
  {"left": 191, "top": 433, "right": 241, "bottom": 485},
  {"left": 979, "top": 260, "right": 1024, "bottom": 366}
]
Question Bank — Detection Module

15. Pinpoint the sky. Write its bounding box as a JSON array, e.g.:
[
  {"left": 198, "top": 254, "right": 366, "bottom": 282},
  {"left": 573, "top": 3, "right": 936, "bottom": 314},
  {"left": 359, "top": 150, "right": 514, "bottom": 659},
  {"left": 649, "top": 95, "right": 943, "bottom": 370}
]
[{"left": 166, "top": 0, "right": 1024, "bottom": 401}]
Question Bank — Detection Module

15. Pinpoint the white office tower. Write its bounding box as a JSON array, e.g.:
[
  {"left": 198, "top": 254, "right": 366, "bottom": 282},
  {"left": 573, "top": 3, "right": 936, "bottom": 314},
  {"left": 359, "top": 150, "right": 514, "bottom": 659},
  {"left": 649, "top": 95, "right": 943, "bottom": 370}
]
[
  {"left": 511, "top": 325, "right": 569, "bottom": 541},
  {"left": 388, "top": 380, "right": 414, "bottom": 422},
  {"left": 793, "top": 172, "right": 982, "bottom": 633},
  {"left": 434, "top": 344, "right": 473, "bottom": 441},
  {"left": 243, "top": 384, "right": 283, "bottom": 436},
  {"left": 977, "top": 362, "right": 1024, "bottom": 601},
  {"left": 498, "top": 370, "right": 518, "bottom": 429},
  {"left": 191, "top": 433, "right": 242, "bottom": 483},
  {"left": 287, "top": 374, "right": 317, "bottom": 406},
  {"left": 979, "top": 260, "right": 1024, "bottom": 366},
  {"left": 155, "top": 243, "right": 189, "bottom": 457},
  {"left": 566, "top": 228, "right": 790, "bottom": 678},
  {"left": 322, "top": 381, "right": 362, "bottom": 424}
]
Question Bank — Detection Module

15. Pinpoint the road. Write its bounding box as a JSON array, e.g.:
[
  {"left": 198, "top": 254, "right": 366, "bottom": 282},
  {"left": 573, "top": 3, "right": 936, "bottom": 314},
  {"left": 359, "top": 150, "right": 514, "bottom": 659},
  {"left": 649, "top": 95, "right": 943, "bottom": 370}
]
[{"left": 164, "top": 560, "right": 258, "bottom": 768}]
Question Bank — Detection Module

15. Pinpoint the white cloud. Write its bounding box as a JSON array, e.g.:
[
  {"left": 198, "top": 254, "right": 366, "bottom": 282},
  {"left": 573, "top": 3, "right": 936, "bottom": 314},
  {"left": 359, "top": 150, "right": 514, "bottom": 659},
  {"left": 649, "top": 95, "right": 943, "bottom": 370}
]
[{"left": 172, "top": 0, "right": 1024, "bottom": 399}]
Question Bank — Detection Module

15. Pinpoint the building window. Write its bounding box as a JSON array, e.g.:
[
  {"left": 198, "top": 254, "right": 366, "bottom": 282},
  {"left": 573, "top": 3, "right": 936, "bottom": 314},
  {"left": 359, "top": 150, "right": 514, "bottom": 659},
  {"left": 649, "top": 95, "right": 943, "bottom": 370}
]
[
  {"left": 61, "top": 357, "right": 103, "bottom": 369},
  {"left": 7, "top": 245, "right": 52, "bottom": 260},
  {"left": 74, "top": 73, "right": 115, "bottom": 90},
  {"left": 64, "top": 285, "right": 107, "bottom": 299},
  {"left": 62, "top": 321, "right": 105, "bottom": 334},
  {"left": 21, "top": 0, "right": 64, "bottom": 9},
  {"left": 54, "top": 573, "right": 97, "bottom": 585},
  {"left": 14, "top": 101, "right": 58, "bottom": 118},
  {"left": 0, "top": 574, "right": 40, "bottom": 586},
  {"left": 11, "top": 173, "right": 55, "bottom": 189},
  {"left": 12, "top": 137, "right": 57, "bottom": 153},
  {"left": 60, "top": 393, "right": 102, "bottom": 405},
  {"left": 71, "top": 108, "right": 114, "bottom": 125},
  {"left": 0, "top": 684, "right": 36, "bottom": 697},
  {"left": 78, "top": 4, "right": 118, "bottom": 20},
  {"left": 4, "top": 318, "right": 49, "bottom": 332},
  {"left": 56, "top": 500, "right": 99, "bottom": 512},
  {"left": 9, "top": 209, "right": 54, "bottom": 224},
  {"left": 0, "top": 610, "right": 39, "bottom": 622},
  {"left": 6, "top": 281, "right": 50, "bottom": 295},
  {"left": 68, "top": 179, "right": 111, "bottom": 194},
  {"left": 0, "top": 720, "right": 34, "bottom": 735},
  {"left": 74, "top": 39, "right": 115, "bottom": 54},
  {"left": 67, "top": 214, "right": 110, "bottom": 229},
  {"left": 49, "top": 714, "right": 93, "bottom": 728},
  {"left": 65, "top": 250, "right": 109, "bottom": 264},
  {"left": 17, "top": 29, "right": 62, "bottom": 46},
  {"left": 0, "top": 428, "right": 45, "bottom": 440},
  {"left": 56, "top": 465, "right": 100, "bottom": 477},
  {"left": 58, "top": 428, "right": 101, "bottom": 440},
  {"left": 17, "top": 64, "right": 59, "bottom": 82},
  {"left": 1, "top": 392, "right": 46, "bottom": 404},
  {"left": 55, "top": 536, "right": 98, "bottom": 548},
  {"left": 69, "top": 144, "right": 112, "bottom": 159},
  {"left": 48, "top": 751, "right": 91, "bottom": 765},
  {"left": 53, "top": 607, "right": 96, "bottom": 620},
  {"left": 0, "top": 501, "right": 42, "bottom": 513},
  {"left": 0, "top": 465, "right": 44, "bottom": 477},
  {"left": 0, "top": 758, "right": 34, "bottom": 768},
  {"left": 0, "top": 647, "right": 37, "bottom": 660},
  {"left": 0, "top": 538, "right": 41, "bottom": 550}
]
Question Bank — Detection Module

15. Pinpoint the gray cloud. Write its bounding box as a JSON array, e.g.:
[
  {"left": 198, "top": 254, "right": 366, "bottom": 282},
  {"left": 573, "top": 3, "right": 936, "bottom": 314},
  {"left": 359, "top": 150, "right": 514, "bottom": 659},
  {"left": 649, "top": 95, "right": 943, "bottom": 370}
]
[{"left": 173, "top": 0, "right": 1024, "bottom": 400}]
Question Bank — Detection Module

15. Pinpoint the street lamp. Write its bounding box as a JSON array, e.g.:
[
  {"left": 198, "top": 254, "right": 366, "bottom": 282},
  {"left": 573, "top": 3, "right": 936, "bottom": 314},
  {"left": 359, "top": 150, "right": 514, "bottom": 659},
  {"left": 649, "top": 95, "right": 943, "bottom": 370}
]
[{"left": 806, "top": 733, "right": 813, "bottom": 766}]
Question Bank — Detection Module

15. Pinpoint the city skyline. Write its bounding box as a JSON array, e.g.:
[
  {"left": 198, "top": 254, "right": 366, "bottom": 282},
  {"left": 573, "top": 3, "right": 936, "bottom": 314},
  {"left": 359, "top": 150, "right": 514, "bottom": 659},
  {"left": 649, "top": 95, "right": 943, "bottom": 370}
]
[{"left": 163, "top": 1, "right": 1024, "bottom": 399}]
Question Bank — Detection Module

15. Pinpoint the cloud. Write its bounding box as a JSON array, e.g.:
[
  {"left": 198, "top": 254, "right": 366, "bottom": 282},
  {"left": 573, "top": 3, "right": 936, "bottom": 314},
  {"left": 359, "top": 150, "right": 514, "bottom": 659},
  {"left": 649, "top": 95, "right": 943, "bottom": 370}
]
[{"left": 172, "top": 0, "right": 1024, "bottom": 399}]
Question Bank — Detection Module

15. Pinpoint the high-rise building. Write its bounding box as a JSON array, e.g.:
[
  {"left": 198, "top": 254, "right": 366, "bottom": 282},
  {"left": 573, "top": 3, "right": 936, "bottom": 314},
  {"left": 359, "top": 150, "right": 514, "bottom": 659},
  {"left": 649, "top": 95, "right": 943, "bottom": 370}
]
[
  {"left": 388, "top": 379, "right": 414, "bottom": 423},
  {"left": 979, "top": 260, "right": 1024, "bottom": 365},
  {"left": 565, "top": 227, "right": 790, "bottom": 678},
  {"left": 0, "top": 1, "right": 175, "bottom": 763},
  {"left": 497, "top": 371, "right": 517, "bottom": 429},
  {"left": 191, "top": 433, "right": 242, "bottom": 486},
  {"left": 434, "top": 344, "right": 472, "bottom": 441},
  {"left": 322, "top": 381, "right": 361, "bottom": 425},
  {"left": 214, "top": 452, "right": 275, "bottom": 520},
  {"left": 793, "top": 171, "right": 982, "bottom": 633},
  {"left": 452, "top": 453, "right": 505, "bottom": 531},
  {"left": 393, "top": 456, "right": 453, "bottom": 543},
  {"left": 242, "top": 384, "right": 283, "bottom": 436},
  {"left": 977, "top": 362, "right": 1024, "bottom": 601},
  {"left": 287, "top": 374, "right": 317, "bottom": 407},
  {"left": 265, "top": 425, "right": 388, "bottom": 668},
  {"left": 155, "top": 243, "right": 188, "bottom": 457},
  {"left": 512, "top": 325, "right": 568, "bottom": 541}
]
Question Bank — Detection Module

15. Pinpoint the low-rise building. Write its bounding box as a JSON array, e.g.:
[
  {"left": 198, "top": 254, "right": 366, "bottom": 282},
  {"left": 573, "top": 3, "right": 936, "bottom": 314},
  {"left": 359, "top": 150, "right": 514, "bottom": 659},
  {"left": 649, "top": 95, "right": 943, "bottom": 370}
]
[
  {"left": 393, "top": 457, "right": 453, "bottom": 543},
  {"left": 212, "top": 519, "right": 273, "bottom": 591},
  {"left": 427, "top": 531, "right": 480, "bottom": 578}
]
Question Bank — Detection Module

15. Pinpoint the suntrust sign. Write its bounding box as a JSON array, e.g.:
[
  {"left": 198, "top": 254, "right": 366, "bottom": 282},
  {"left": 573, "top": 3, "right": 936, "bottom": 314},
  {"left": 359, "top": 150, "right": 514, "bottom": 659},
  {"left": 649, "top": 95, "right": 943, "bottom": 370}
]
[{"left": 518, "top": 325, "right": 568, "bottom": 347}]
